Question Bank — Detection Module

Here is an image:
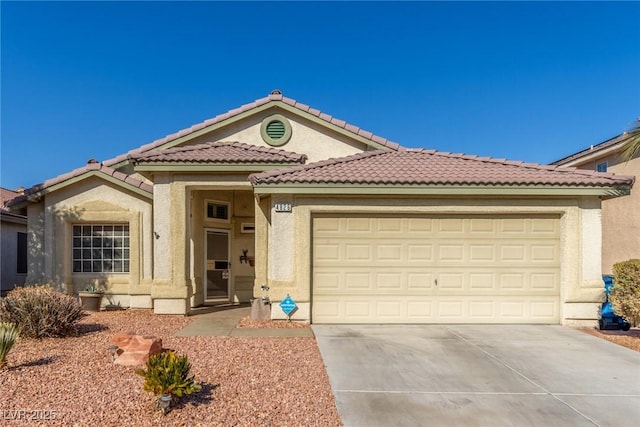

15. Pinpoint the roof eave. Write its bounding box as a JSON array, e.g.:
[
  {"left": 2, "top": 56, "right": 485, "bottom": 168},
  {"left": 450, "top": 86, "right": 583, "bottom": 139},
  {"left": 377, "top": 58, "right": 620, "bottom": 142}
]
[
  {"left": 551, "top": 137, "right": 627, "bottom": 166},
  {"left": 12, "top": 171, "right": 154, "bottom": 206},
  {"left": 251, "top": 183, "right": 632, "bottom": 197}
]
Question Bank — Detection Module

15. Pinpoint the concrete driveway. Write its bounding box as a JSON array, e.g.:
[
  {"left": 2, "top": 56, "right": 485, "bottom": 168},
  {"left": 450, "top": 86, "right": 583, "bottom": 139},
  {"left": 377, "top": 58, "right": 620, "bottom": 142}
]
[{"left": 312, "top": 325, "right": 640, "bottom": 427}]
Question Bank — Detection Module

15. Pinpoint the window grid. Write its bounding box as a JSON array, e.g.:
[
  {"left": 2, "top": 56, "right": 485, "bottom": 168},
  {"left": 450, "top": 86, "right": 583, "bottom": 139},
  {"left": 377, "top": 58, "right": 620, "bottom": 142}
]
[
  {"left": 596, "top": 162, "right": 608, "bottom": 173},
  {"left": 72, "top": 224, "right": 130, "bottom": 273}
]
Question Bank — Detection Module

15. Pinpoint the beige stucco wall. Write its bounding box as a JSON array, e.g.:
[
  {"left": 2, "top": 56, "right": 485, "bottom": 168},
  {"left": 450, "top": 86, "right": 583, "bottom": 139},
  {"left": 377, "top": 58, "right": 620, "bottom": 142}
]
[
  {"left": 567, "top": 153, "right": 639, "bottom": 274},
  {"left": 256, "top": 194, "right": 604, "bottom": 325},
  {"left": 151, "top": 172, "right": 256, "bottom": 313},
  {"left": 1, "top": 216, "right": 27, "bottom": 293},
  {"left": 182, "top": 108, "right": 368, "bottom": 162},
  {"left": 26, "top": 177, "right": 153, "bottom": 305}
]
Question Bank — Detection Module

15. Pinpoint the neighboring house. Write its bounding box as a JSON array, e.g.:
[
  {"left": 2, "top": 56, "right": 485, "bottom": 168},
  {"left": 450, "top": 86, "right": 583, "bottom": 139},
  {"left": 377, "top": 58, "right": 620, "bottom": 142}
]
[
  {"left": 8, "top": 90, "right": 635, "bottom": 326},
  {"left": 1, "top": 187, "right": 28, "bottom": 295},
  {"left": 551, "top": 133, "right": 639, "bottom": 275}
]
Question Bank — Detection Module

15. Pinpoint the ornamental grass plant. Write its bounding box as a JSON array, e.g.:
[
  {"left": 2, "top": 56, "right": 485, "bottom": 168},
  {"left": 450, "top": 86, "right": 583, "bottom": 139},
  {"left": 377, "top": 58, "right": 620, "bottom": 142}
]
[{"left": 0, "top": 285, "right": 87, "bottom": 338}]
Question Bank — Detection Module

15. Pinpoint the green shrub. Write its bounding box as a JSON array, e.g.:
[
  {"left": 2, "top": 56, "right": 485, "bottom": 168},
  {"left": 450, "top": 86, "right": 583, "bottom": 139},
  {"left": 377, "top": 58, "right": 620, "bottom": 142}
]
[
  {"left": 0, "top": 322, "right": 20, "bottom": 369},
  {"left": 611, "top": 259, "right": 640, "bottom": 327},
  {"left": 136, "top": 351, "right": 201, "bottom": 401},
  {"left": 0, "top": 285, "right": 87, "bottom": 338}
]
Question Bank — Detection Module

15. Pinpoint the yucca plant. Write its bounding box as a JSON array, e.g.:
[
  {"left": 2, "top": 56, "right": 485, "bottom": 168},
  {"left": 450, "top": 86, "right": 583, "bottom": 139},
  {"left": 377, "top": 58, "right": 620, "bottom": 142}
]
[
  {"left": 135, "top": 350, "right": 201, "bottom": 413},
  {"left": 0, "top": 322, "right": 20, "bottom": 369}
]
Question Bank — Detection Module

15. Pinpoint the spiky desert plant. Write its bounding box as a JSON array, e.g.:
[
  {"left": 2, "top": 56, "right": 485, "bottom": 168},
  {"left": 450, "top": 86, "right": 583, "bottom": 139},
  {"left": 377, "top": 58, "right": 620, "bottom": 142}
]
[
  {"left": 136, "top": 350, "right": 202, "bottom": 399},
  {"left": 0, "top": 322, "right": 20, "bottom": 369}
]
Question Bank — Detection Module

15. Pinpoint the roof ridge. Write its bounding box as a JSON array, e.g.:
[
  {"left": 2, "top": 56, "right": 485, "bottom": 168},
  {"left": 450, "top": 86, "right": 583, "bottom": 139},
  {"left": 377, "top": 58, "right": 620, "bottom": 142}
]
[
  {"left": 104, "top": 91, "right": 402, "bottom": 167},
  {"left": 129, "top": 141, "right": 307, "bottom": 164}
]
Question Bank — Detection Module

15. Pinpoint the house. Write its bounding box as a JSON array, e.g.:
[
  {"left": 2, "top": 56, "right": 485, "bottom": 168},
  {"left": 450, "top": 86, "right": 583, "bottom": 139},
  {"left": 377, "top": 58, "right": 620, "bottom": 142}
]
[
  {"left": 551, "top": 133, "right": 639, "bottom": 275},
  {"left": 8, "top": 90, "right": 634, "bottom": 326},
  {"left": 1, "top": 187, "right": 28, "bottom": 295}
]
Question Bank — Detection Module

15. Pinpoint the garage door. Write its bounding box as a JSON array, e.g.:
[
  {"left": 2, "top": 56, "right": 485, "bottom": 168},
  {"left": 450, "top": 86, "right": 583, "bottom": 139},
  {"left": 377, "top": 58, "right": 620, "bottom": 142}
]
[{"left": 312, "top": 215, "right": 560, "bottom": 324}]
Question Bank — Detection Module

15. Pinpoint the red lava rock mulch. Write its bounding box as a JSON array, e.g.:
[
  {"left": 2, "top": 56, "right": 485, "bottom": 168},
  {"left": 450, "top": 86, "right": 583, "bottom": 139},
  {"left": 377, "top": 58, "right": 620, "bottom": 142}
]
[{"left": 0, "top": 310, "right": 341, "bottom": 426}]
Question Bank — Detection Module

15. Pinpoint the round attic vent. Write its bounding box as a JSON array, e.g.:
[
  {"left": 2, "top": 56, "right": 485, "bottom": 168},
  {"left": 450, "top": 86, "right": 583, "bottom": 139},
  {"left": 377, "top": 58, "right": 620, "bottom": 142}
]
[{"left": 260, "top": 114, "right": 292, "bottom": 146}]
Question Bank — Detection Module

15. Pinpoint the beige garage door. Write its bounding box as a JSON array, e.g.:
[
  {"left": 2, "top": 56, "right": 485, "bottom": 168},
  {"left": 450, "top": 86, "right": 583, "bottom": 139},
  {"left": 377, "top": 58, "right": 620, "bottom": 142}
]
[{"left": 312, "top": 215, "right": 560, "bottom": 324}]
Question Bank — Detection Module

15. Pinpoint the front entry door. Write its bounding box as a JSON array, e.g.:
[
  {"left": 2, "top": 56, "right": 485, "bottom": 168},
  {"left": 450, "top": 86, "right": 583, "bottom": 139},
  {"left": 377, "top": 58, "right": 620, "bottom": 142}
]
[{"left": 205, "top": 230, "right": 230, "bottom": 300}]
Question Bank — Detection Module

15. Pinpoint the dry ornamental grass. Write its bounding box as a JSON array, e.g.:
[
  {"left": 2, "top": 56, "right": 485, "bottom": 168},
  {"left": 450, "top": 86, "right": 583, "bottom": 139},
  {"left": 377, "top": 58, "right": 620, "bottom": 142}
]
[{"left": 0, "top": 310, "right": 342, "bottom": 426}]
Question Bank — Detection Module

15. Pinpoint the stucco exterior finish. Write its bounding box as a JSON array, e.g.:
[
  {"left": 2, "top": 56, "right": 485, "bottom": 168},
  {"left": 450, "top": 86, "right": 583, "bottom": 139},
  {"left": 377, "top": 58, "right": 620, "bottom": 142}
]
[
  {"left": 17, "top": 94, "right": 628, "bottom": 322},
  {"left": 176, "top": 109, "right": 369, "bottom": 163},
  {"left": 596, "top": 156, "right": 638, "bottom": 274},
  {"left": 149, "top": 173, "right": 256, "bottom": 313},
  {"left": 25, "top": 177, "right": 153, "bottom": 307},
  {"left": 1, "top": 217, "right": 27, "bottom": 293},
  {"left": 555, "top": 149, "right": 639, "bottom": 274},
  {"left": 257, "top": 195, "right": 604, "bottom": 326}
]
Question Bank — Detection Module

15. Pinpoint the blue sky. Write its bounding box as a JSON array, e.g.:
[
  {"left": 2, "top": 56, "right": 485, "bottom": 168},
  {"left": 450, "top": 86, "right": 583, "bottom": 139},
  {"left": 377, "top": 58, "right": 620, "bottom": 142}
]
[{"left": 2, "top": 1, "right": 639, "bottom": 190}]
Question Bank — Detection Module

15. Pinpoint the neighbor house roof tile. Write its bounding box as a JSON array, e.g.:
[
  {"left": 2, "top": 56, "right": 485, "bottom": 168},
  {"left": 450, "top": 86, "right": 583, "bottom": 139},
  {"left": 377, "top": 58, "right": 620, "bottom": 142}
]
[
  {"left": 104, "top": 90, "right": 400, "bottom": 167},
  {"left": 551, "top": 133, "right": 627, "bottom": 165},
  {"left": 129, "top": 142, "right": 307, "bottom": 164},
  {"left": 1, "top": 187, "right": 25, "bottom": 216},
  {"left": 250, "top": 149, "right": 635, "bottom": 187}
]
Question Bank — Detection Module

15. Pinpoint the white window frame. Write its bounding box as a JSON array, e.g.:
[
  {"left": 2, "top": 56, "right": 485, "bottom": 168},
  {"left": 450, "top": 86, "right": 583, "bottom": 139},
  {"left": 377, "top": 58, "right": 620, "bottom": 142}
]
[
  {"left": 596, "top": 161, "right": 608, "bottom": 173},
  {"left": 72, "top": 224, "right": 130, "bottom": 273},
  {"left": 205, "top": 200, "right": 230, "bottom": 223}
]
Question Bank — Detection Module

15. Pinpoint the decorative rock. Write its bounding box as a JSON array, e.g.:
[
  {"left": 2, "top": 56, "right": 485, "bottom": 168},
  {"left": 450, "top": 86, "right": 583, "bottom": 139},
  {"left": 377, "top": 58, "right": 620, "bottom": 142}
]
[{"left": 109, "top": 332, "right": 162, "bottom": 366}]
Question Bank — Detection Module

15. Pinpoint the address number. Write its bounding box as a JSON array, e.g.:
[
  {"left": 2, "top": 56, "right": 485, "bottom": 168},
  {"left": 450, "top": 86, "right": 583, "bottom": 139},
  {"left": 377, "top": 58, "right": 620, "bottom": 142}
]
[{"left": 274, "top": 203, "right": 292, "bottom": 212}]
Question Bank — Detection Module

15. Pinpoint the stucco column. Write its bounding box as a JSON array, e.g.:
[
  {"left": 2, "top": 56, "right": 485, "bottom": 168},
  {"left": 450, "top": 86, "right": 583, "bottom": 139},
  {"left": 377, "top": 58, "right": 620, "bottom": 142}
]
[
  {"left": 151, "top": 174, "right": 189, "bottom": 314},
  {"left": 253, "top": 196, "right": 270, "bottom": 296},
  {"left": 26, "top": 202, "right": 46, "bottom": 284},
  {"left": 562, "top": 196, "right": 604, "bottom": 326},
  {"left": 268, "top": 196, "right": 294, "bottom": 287}
]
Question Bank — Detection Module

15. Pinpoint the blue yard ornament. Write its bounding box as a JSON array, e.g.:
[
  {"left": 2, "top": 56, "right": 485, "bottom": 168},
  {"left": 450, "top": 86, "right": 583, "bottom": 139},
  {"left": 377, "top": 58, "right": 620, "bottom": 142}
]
[{"left": 279, "top": 294, "right": 297, "bottom": 318}]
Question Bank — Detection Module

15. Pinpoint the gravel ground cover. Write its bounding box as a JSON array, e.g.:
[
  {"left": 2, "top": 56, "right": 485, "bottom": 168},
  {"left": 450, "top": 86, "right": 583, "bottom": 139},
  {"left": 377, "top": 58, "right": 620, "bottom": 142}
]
[{"left": 0, "top": 310, "right": 342, "bottom": 426}]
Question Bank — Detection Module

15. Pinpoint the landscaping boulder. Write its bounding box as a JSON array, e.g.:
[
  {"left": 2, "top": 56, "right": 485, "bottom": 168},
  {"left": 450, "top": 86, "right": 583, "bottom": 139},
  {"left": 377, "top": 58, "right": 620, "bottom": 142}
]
[{"left": 109, "top": 332, "right": 162, "bottom": 366}]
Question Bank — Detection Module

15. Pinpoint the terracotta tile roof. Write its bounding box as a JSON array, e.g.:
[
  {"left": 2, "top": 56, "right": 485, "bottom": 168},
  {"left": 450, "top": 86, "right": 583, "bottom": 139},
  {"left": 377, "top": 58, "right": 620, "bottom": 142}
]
[
  {"left": 105, "top": 90, "right": 401, "bottom": 166},
  {"left": 551, "top": 133, "right": 627, "bottom": 165},
  {"left": 1, "top": 187, "right": 25, "bottom": 216},
  {"left": 129, "top": 142, "right": 307, "bottom": 165},
  {"left": 250, "top": 149, "right": 636, "bottom": 187},
  {"left": 8, "top": 160, "right": 153, "bottom": 207}
]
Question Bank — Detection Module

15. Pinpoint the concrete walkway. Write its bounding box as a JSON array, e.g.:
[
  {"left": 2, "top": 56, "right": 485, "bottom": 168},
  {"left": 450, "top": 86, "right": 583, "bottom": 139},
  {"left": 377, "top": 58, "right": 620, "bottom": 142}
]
[
  {"left": 175, "top": 304, "right": 314, "bottom": 337},
  {"left": 313, "top": 324, "right": 640, "bottom": 427}
]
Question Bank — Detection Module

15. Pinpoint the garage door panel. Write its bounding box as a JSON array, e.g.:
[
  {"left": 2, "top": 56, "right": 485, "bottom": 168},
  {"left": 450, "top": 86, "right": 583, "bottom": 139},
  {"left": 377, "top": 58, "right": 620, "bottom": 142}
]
[
  {"left": 408, "top": 244, "right": 434, "bottom": 261},
  {"left": 312, "top": 215, "right": 560, "bottom": 324},
  {"left": 315, "top": 268, "right": 559, "bottom": 296}
]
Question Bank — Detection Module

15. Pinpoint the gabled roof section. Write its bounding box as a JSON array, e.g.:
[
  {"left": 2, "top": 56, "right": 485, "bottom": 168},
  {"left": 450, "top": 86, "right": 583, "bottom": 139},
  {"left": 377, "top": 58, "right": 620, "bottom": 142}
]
[
  {"left": 551, "top": 133, "right": 627, "bottom": 166},
  {"left": 250, "top": 149, "right": 635, "bottom": 196},
  {"left": 105, "top": 90, "right": 401, "bottom": 168},
  {"left": 1, "top": 187, "right": 26, "bottom": 218},
  {"left": 8, "top": 160, "right": 153, "bottom": 208},
  {"left": 129, "top": 141, "right": 307, "bottom": 165}
]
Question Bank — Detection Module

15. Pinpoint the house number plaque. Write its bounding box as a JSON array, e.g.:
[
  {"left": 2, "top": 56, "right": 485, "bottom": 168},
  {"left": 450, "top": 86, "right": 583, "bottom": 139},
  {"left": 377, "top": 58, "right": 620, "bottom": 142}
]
[{"left": 274, "top": 202, "right": 292, "bottom": 212}]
